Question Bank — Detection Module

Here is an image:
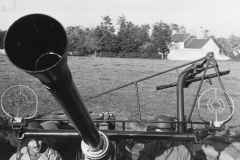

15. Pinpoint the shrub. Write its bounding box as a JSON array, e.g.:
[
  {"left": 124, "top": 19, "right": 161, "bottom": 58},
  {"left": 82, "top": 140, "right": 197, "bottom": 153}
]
[
  {"left": 124, "top": 52, "right": 141, "bottom": 58},
  {"left": 233, "top": 54, "right": 240, "bottom": 61},
  {"left": 98, "top": 51, "right": 118, "bottom": 57}
]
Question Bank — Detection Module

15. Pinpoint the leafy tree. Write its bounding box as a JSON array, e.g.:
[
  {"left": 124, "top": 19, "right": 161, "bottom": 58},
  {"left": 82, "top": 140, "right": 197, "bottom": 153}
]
[
  {"left": 170, "top": 23, "right": 179, "bottom": 31},
  {"left": 179, "top": 25, "right": 186, "bottom": 33},
  {"left": 95, "top": 16, "right": 119, "bottom": 56},
  {"left": 117, "top": 15, "right": 140, "bottom": 54},
  {"left": 170, "top": 24, "right": 186, "bottom": 33},
  {"left": 137, "top": 24, "right": 151, "bottom": 43},
  {"left": 65, "top": 26, "right": 89, "bottom": 55},
  {"left": 134, "top": 24, "right": 151, "bottom": 50},
  {"left": 0, "top": 30, "right": 7, "bottom": 49},
  {"left": 216, "top": 37, "right": 232, "bottom": 56},
  {"left": 84, "top": 28, "right": 100, "bottom": 54},
  {"left": 228, "top": 34, "right": 240, "bottom": 49},
  {"left": 209, "top": 35, "right": 231, "bottom": 57},
  {"left": 151, "top": 21, "right": 172, "bottom": 58}
]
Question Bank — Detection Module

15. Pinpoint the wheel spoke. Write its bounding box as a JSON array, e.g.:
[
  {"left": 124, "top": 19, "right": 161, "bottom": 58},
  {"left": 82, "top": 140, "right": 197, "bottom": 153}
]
[
  {"left": 215, "top": 88, "right": 217, "bottom": 100},
  {"left": 20, "top": 85, "right": 22, "bottom": 94},
  {"left": 215, "top": 110, "right": 218, "bottom": 121}
]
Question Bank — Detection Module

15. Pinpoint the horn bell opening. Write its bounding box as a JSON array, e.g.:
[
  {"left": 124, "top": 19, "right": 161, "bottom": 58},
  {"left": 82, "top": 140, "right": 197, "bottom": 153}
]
[{"left": 4, "top": 14, "right": 67, "bottom": 72}]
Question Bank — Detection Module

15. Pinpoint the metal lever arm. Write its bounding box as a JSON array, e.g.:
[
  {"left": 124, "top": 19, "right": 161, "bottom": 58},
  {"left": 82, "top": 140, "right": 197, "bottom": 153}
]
[{"left": 156, "top": 70, "right": 229, "bottom": 90}]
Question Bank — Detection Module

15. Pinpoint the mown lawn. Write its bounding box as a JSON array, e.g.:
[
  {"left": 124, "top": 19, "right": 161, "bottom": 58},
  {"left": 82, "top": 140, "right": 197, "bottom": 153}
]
[{"left": 0, "top": 54, "right": 240, "bottom": 132}]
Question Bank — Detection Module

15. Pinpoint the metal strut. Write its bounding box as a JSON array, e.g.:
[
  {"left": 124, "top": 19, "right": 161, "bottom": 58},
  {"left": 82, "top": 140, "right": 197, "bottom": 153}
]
[{"left": 188, "top": 52, "right": 231, "bottom": 122}]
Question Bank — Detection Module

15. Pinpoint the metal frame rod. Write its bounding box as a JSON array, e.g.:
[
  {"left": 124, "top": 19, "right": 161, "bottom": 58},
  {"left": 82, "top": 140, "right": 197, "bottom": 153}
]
[
  {"left": 177, "top": 65, "right": 195, "bottom": 132},
  {"left": 21, "top": 130, "right": 196, "bottom": 141},
  {"left": 34, "top": 119, "right": 209, "bottom": 124},
  {"left": 156, "top": 70, "right": 229, "bottom": 90},
  {"left": 212, "top": 60, "right": 232, "bottom": 106},
  {"left": 135, "top": 82, "right": 141, "bottom": 119},
  {"left": 188, "top": 61, "right": 209, "bottom": 121}
]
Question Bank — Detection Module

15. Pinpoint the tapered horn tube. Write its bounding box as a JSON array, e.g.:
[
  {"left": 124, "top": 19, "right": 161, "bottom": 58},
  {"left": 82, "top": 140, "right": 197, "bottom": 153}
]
[{"left": 4, "top": 14, "right": 103, "bottom": 151}]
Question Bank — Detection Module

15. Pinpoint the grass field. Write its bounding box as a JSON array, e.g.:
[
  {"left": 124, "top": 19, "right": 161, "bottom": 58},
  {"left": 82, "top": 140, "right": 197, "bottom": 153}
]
[{"left": 0, "top": 54, "right": 240, "bottom": 132}]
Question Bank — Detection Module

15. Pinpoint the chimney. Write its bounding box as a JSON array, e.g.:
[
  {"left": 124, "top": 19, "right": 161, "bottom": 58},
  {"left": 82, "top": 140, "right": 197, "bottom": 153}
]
[
  {"left": 172, "top": 30, "right": 177, "bottom": 35},
  {"left": 190, "top": 30, "right": 196, "bottom": 36}
]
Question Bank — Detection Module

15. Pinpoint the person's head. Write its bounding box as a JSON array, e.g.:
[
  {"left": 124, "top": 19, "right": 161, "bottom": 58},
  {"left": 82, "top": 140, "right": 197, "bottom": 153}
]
[
  {"left": 27, "top": 138, "right": 45, "bottom": 155},
  {"left": 151, "top": 115, "right": 175, "bottom": 147},
  {"left": 22, "top": 122, "right": 47, "bottom": 155},
  {"left": 151, "top": 114, "right": 175, "bottom": 132}
]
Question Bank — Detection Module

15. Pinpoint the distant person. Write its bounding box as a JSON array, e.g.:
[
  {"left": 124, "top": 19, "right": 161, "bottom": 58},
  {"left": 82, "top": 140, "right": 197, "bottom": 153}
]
[
  {"left": 9, "top": 122, "right": 62, "bottom": 160},
  {"left": 137, "top": 115, "right": 191, "bottom": 160}
]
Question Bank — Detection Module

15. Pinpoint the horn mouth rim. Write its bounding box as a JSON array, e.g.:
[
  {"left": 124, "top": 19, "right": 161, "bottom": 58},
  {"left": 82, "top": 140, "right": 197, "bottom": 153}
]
[
  {"left": 4, "top": 13, "right": 68, "bottom": 74},
  {"left": 35, "top": 52, "right": 62, "bottom": 71}
]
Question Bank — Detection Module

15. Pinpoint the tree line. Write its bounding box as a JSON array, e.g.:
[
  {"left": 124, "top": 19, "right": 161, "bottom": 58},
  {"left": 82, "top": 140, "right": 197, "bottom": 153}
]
[
  {"left": 0, "top": 30, "right": 6, "bottom": 50},
  {"left": 0, "top": 15, "right": 240, "bottom": 59},
  {"left": 66, "top": 15, "right": 177, "bottom": 59}
]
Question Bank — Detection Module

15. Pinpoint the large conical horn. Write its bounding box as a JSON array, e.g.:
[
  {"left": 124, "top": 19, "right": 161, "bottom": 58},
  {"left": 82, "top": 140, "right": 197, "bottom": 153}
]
[
  {"left": 4, "top": 14, "right": 111, "bottom": 156},
  {"left": 5, "top": 14, "right": 67, "bottom": 74}
]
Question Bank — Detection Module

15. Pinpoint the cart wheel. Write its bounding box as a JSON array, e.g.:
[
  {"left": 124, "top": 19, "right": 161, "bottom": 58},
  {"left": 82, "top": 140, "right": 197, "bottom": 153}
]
[
  {"left": 197, "top": 88, "right": 234, "bottom": 127},
  {"left": 1, "top": 85, "right": 38, "bottom": 120}
]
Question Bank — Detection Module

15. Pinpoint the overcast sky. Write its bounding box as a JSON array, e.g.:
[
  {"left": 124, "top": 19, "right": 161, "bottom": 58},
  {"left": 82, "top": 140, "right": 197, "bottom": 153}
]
[{"left": 0, "top": 0, "right": 239, "bottom": 38}]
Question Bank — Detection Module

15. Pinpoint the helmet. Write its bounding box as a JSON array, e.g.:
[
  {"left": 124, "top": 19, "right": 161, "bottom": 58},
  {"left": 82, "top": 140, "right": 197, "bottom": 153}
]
[{"left": 150, "top": 115, "right": 175, "bottom": 132}]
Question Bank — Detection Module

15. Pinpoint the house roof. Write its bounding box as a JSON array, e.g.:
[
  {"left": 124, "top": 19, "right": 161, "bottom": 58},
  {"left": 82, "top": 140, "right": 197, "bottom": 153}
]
[
  {"left": 233, "top": 45, "right": 240, "bottom": 51},
  {"left": 171, "top": 33, "right": 190, "bottom": 42},
  {"left": 233, "top": 45, "right": 240, "bottom": 54},
  {"left": 185, "top": 39, "right": 210, "bottom": 49}
]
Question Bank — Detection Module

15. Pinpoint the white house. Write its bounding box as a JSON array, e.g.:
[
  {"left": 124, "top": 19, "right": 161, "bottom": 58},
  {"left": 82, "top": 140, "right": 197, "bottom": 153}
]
[
  {"left": 168, "top": 34, "right": 230, "bottom": 60},
  {"left": 233, "top": 45, "right": 240, "bottom": 56},
  {"left": 0, "top": 49, "right": 5, "bottom": 55}
]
